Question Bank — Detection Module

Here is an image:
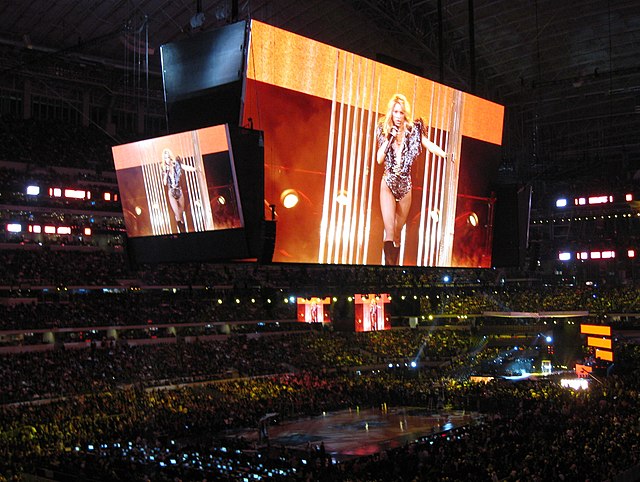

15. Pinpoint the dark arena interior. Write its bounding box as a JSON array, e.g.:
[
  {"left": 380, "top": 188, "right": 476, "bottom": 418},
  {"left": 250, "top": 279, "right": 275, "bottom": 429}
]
[{"left": 1, "top": 1, "right": 640, "bottom": 481}]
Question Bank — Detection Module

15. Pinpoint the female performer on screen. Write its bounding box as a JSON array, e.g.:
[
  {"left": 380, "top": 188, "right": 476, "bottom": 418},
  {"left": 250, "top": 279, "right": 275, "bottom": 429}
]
[
  {"left": 161, "top": 148, "right": 197, "bottom": 233},
  {"left": 376, "top": 93, "right": 447, "bottom": 265}
]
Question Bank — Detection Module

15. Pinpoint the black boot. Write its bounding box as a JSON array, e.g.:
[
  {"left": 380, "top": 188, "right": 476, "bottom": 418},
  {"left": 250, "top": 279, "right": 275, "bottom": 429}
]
[
  {"left": 393, "top": 244, "right": 401, "bottom": 266},
  {"left": 383, "top": 241, "right": 397, "bottom": 265}
]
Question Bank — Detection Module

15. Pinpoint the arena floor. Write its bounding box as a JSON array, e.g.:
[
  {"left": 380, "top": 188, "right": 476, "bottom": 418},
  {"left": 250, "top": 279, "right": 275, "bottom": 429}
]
[{"left": 228, "top": 406, "right": 478, "bottom": 461}]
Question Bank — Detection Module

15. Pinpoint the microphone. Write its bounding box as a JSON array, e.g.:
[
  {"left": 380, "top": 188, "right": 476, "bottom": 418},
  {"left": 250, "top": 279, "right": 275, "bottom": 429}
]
[{"left": 384, "top": 127, "right": 398, "bottom": 156}]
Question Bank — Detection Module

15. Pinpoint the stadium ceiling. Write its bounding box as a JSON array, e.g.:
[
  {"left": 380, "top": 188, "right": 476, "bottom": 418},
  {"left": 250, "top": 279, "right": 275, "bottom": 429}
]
[{"left": 1, "top": 0, "right": 639, "bottom": 188}]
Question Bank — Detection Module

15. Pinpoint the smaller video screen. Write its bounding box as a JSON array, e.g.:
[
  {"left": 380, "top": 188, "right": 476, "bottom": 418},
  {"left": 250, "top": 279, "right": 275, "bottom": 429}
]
[
  {"left": 112, "top": 124, "right": 243, "bottom": 238},
  {"left": 112, "top": 124, "right": 264, "bottom": 264},
  {"left": 354, "top": 293, "right": 391, "bottom": 332},
  {"left": 296, "top": 297, "right": 331, "bottom": 323}
]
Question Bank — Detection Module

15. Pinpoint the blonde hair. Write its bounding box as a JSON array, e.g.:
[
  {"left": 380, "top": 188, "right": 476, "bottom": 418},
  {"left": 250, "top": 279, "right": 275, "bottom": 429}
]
[
  {"left": 162, "top": 148, "right": 174, "bottom": 159},
  {"left": 381, "top": 93, "right": 413, "bottom": 136}
]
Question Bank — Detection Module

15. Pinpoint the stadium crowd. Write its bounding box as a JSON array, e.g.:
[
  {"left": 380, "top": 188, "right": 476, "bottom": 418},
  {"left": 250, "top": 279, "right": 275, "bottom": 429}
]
[{"left": 1, "top": 341, "right": 639, "bottom": 481}]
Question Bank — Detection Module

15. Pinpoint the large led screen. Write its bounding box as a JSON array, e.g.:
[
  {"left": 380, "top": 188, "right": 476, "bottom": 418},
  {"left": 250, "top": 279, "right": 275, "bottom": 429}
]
[{"left": 242, "top": 20, "right": 504, "bottom": 267}]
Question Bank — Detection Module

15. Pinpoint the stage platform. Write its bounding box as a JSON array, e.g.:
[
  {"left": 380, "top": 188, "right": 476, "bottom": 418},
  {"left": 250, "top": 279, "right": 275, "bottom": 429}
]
[{"left": 227, "top": 406, "right": 479, "bottom": 462}]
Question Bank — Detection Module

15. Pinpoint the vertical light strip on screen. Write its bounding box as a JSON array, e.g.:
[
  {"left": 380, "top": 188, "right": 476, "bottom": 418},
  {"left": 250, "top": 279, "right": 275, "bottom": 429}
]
[
  {"left": 435, "top": 87, "right": 450, "bottom": 266},
  {"left": 182, "top": 137, "right": 205, "bottom": 232},
  {"left": 347, "top": 57, "right": 365, "bottom": 263},
  {"left": 328, "top": 52, "right": 349, "bottom": 264},
  {"left": 438, "top": 90, "right": 463, "bottom": 266},
  {"left": 337, "top": 54, "right": 355, "bottom": 264},
  {"left": 319, "top": 53, "right": 380, "bottom": 265},
  {"left": 180, "top": 132, "right": 212, "bottom": 233},
  {"left": 429, "top": 84, "right": 443, "bottom": 266},
  {"left": 180, "top": 136, "right": 198, "bottom": 232},
  {"left": 418, "top": 82, "right": 436, "bottom": 266},
  {"left": 318, "top": 51, "right": 340, "bottom": 264},
  {"left": 363, "top": 75, "right": 381, "bottom": 265},
  {"left": 413, "top": 84, "right": 462, "bottom": 267},
  {"left": 142, "top": 151, "right": 172, "bottom": 236},
  {"left": 339, "top": 53, "right": 355, "bottom": 264},
  {"left": 191, "top": 130, "right": 215, "bottom": 231},
  {"left": 318, "top": 51, "right": 340, "bottom": 263},
  {"left": 425, "top": 82, "right": 444, "bottom": 266}
]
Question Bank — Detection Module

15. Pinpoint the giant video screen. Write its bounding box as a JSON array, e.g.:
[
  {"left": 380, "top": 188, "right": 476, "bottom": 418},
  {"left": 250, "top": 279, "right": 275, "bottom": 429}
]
[{"left": 243, "top": 20, "right": 504, "bottom": 267}]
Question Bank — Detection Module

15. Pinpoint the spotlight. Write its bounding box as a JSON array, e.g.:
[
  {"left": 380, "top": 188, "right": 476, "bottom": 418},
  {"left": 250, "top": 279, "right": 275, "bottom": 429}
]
[
  {"left": 468, "top": 212, "right": 479, "bottom": 227},
  {"left": 335, "top": 190, "right": 349, "bottom": 205},
  {"left": 135, "top": 206, "right": 143, "bottom": 216},
  {"left": 280, "top": 189, "right": 299, "bottom": 209}
]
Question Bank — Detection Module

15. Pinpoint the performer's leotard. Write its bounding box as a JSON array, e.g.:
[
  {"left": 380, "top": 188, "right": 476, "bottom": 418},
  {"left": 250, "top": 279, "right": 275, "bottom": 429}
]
[
  {"left": 377, "top": 119, "right": 425, "bottom": 201},
  {"left": 163, "top": 157, "right": 183, "bottom": 199}
]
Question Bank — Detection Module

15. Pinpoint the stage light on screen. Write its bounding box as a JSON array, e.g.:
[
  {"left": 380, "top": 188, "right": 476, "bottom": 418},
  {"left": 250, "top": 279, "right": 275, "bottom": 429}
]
[
  {"left": 556, "top": 198, "right": 567, "bottom": 207},
  {"left": 545, "top": 336, "right": 553, "bottom": 343},
  {"left": 468, "top": 212, "right": 479, "bottom": 227},
  {"left": 335, "top": 190, "right": 349, "bottom": 206},
  {"left": 625, "top": 193, "right": 633, "bottom": 201},
  {"left": 628, "top": 249, "right": 636, "bottom": 258},
  {"left": 6, "top": 223, "right": 21, "bottom": 233},
  {"left": 217, "top": 195, "right": 226, "bottom": 205},
  {"left": 281, "top": 189, "right": 300, "bottom": 209},
  {"left": 134, "top": 206, "right": 143, "bottom": 216},
  {"left": 26, "top": 185, "right": 40, "bottom": 196},
  {"left": 558, "top": 252, "right": 571, "bottom": 261}
]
